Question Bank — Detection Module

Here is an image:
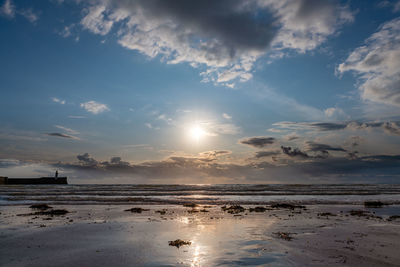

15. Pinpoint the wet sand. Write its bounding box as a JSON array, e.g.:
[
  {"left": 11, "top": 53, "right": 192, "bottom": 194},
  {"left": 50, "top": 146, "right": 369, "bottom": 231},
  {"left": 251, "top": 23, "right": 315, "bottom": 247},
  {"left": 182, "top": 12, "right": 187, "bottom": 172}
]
[{"left": 1, "top": 204, "right": 400, "bottom": 266}]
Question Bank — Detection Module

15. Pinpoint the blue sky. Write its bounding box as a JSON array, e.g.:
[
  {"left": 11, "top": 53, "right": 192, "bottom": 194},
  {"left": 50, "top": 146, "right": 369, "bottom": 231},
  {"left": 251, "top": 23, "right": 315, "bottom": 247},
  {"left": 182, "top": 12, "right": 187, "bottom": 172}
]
[{"left": 1, "top": 0, "right": 400, "bottom": 183}]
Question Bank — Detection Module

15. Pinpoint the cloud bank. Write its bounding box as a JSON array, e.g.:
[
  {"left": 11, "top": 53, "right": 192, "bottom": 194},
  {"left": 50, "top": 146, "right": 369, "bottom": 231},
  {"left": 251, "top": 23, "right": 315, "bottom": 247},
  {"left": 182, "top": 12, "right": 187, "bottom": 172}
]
[
  {"left": 338, "top": 18, "right": 400, "bottom": 106},
  {"left": 73, "top": 0, "right": 353, "bottom": 86}
]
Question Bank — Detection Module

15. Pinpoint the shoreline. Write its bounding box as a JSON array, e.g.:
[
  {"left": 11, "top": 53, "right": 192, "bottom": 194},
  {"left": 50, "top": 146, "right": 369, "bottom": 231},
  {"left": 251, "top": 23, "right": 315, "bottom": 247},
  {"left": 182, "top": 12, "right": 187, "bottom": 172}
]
[{"left": 1, "top": 204, "right": 400, "bottom": 266}]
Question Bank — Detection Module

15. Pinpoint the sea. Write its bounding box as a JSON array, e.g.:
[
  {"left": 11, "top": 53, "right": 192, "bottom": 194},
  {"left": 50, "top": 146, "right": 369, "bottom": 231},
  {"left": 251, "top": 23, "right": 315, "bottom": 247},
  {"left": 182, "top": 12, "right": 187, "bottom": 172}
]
[{"left": 1, "top": 184, "right": 400, "bottom": 206}]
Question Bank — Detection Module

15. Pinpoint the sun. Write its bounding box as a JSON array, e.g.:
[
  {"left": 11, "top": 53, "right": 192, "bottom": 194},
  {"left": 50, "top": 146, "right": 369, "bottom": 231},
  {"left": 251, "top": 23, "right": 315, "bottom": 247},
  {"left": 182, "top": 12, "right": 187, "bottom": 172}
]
[{"left": 189, "top": 126, "right": 206, "bottom": 142}]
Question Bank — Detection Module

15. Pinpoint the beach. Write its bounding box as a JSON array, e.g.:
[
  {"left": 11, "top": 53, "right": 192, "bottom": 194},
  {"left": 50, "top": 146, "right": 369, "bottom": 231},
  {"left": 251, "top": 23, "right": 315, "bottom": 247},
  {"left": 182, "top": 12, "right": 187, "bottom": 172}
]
[{"left": 1, "top": 202, "right": 400, "bottom": 266}]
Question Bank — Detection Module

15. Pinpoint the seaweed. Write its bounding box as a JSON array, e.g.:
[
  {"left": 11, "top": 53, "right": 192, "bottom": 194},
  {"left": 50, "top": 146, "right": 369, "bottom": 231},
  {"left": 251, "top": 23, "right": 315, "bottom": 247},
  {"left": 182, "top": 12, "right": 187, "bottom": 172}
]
[
  {"left": 17, "top": 209, "right": 69, "bottom": 216},
  {"left": 364, "top": 201, "right": 385, "bottom": 208},
  {"left": 388, "top": 215, "right": 400, "bottom": 221},
  {"left": 248, "top": 206, "right": 267, "bottom": 212},
  {"left": 221, "top": 205, "right": 246, "bottom": 214},
  {"left": 187, "top": 209, "right": 199, "bottom": 214},
  {"left": 124, "top": 207, "right": 150, "bottom": 213},
  {"left": 155, "top": 209, "right": 167, "bottom": 215},
  {"left": 349, "top": 210, "right": 370, "bottom": 217},
  {"left": 274, "top": 232, "right": 294, "bottom": 241},
  {"left": 183, "top": 203, "right": 198, "bottom": 208},
  {"left": 168, "top": 239, "right": 191, "bottom": 248},
  {"left": 29, "top": 204, "right": 52, "bottom": 210},
  {"left": 317, "top": 212, "right": 337, "bottom": 216},
  {"left": 38, "top": 209, "right": 69, "bottom": 216},
  {"left": 271, "top": 203, "right": 305, "bottom": 210}
]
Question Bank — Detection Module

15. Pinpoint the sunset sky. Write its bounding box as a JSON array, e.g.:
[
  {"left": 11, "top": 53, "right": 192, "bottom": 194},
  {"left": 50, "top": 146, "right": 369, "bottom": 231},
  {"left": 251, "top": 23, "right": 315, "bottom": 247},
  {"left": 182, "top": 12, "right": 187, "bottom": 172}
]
[{"left": 1, "top": 0, "right": 400, "bottom": 183}]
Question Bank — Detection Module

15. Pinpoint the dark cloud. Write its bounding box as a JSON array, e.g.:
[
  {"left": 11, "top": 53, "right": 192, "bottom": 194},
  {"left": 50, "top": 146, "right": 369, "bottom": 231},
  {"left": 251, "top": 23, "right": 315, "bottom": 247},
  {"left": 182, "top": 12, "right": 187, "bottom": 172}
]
[
  {"left": 77, "top": 153, "right": 98, "bottom": 166},
  {"left": 382, "top": 122, "right": 400, "bottom": 136},
  {"left": 254, "top": 151, "right": 281, "bottom": 159},
  {"left": 239, "top": 137, "right": 276, "bottom": 148},
  {"left": 304, "top": 141, "right": 346, "bottom": 153},
  {"left": 310, "top": 122, "right": 347, "bottom": 131},
  {"left": 127, "top": 0, "right": 275, "bottom": 53},
  {"left": 273, "top": 120, "right": 400, "bottom": 135},
  {"left": 281, "top": 146, "right": 309, "bottom": 158},
  {"left": 51, "top": 152, "right": 400, "bottom": 183},
  {"left": 46, "top": 133, "right": 79, "bottom": 139},
  {"left": 77, "top": 0, "right": 352, "bottom": 85},
  {"left": 0, "top": 159, "right": 21, "bottom": 168}
]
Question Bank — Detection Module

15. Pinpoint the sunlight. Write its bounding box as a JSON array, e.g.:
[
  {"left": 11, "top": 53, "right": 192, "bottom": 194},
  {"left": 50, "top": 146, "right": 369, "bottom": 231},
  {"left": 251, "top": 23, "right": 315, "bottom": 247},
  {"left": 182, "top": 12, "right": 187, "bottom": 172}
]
[{"left": 189, "top": 125, "right": 206, "bottom": 142}]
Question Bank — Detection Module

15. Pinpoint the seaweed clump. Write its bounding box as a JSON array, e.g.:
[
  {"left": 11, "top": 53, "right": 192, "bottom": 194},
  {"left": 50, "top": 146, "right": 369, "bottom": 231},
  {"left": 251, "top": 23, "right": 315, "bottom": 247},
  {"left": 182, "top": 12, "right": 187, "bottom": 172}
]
[
  {"left": 30, "top": 204, "right": 52, "bottom": 210},
  {"left": 18, "top": 209, "right": 69, "bottom": 216},
  {"left": 183, "top": 203, "right": 198, "bottom": 208},
  {"left": 317, "top": 212, "right": 337, "bottom": 217},
  {"left": 271, "top": 203, "right": 305, "bottom": 210},
  {"left": 124, "top": 207, "right": 150, "bottom": 213},
  {"left": 388, "top": 215, "right": 400, "bottom": 221},
  {"left": 364, "top": 201, "right": 385, "bottom": 208},
  {"left": 274, "top": 232, "right": 294, "bottom": 241},
  {"left": 248, "top": 206, "right": 268, "bottom": 212},
  {"left": 221, "top": 205, "right": 245, "bottom": 214},
  {"left": 155, "top": 209, "right": 167, "bottom": 215},
  {"left": 168, "top": 239, "right": 191, "bottom": 248}
]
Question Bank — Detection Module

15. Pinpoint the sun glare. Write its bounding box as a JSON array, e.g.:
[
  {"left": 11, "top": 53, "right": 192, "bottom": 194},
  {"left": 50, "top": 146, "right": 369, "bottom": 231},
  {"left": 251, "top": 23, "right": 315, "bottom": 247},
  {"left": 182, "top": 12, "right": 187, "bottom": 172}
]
[{"left": 190, "top": 126, "right": 206, "bottom": 142}]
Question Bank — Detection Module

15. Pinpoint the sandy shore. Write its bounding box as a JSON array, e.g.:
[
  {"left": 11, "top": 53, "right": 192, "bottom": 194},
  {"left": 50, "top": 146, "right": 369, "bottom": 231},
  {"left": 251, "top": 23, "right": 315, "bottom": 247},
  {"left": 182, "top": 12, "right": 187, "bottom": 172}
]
[{"left": 1, "top": 204, "right": 400, "bottom": 266}]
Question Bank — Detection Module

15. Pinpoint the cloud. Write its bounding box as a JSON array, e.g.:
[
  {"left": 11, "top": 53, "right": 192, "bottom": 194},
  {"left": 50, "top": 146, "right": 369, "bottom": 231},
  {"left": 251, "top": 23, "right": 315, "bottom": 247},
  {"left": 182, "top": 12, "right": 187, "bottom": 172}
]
[
  {"left": 272, "top": 120, "right": 400, "bottom": 135},
  {"left": 47, "top": 151, "right": 400, "bottom": 183},
  {"left": 0, "top": 158, "right": 20, "bottom": 168},
  {"left": 324, "top": 107, "right": 348, "bottom": 120},
  {"left": 254, "top": 150, "right": 281, "bottom": 159},
  {"left": 267, "top": 0, "right": 354, "bottom": 53},
  {"left": 68, "top": 115, "right": 86, "bottom": 119},
  {"left": 382, "top": 122, "right": 400, "bottom": 136},
  {"left": 0, "top": 0, "right": 39, "bottom": 23},
  {"left": 54, "top": 125, "right": 79, "bottom": 135},
  {"left": 80, "top": 100, "right": 110, "bottom": 114},
  {"left": 19, "top": 8, "right": 38, "bottom": 23},
  {"left": 272, "top": 121, "right": 347, "bottom": 131},
  {"left": 0, "top": 0, "right": 15, "bottom": 18},
  {"left": 72, "top": 0, "right": 353, "bottom": 86},
  {"left": 81, "top": 5, "right": 115, "bottom": 35},
  {"left": 338, "top": 18, "right": 400, "bottom": 106},
  {"left": 198, "top": 150, "right": 231, "bottom": 161},
  {"left": 222, "top": 113, "right": 232, "bottom": 120},
  {"left": 304, "top": 141, "right": 346, "bottom": 153},
  {"left": 46, "top": 133, "right": 80, "bottom": 140},
  {"left": 239, "top": 136, "right": 276, "bottom": 148},
  {"left": 281, "top": 146, "right": 310, "bottom": 158},
  {"left": 77, "top": 153, "right": 98, "bottom": 166},
  {"left": 51, "top": 97, "right": 66, "bottom": 104}
]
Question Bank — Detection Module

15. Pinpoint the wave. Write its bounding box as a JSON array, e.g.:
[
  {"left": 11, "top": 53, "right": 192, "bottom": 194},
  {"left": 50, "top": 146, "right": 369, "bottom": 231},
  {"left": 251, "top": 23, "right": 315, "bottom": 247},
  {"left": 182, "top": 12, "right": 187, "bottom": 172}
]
[{"left": 1, "top": 184, "right": 400, "bottom": 205}]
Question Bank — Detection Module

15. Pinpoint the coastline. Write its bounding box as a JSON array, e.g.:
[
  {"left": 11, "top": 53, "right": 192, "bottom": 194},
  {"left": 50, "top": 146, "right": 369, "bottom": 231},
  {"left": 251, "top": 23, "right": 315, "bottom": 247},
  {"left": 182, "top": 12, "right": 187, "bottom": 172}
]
[{"left": 1, "top": 204, "right": 400, "bottom": 266}]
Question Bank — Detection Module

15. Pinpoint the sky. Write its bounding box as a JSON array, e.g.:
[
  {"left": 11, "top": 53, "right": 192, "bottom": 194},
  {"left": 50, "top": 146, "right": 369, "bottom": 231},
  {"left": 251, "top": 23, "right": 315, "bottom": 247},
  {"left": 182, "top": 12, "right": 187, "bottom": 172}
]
[{"left": 1, "top": 0, "right": 400, "bottom": 184}]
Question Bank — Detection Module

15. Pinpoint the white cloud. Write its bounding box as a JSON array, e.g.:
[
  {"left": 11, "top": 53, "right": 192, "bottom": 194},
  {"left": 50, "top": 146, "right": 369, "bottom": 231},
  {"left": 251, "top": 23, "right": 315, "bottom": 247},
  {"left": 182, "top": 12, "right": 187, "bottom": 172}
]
[
  {"left": 222, "top": 113, "right": 232, "bottom": 120},
  {"left": 338, "top": 18, "right": 400, "bottom": 106},
  {"left": 200, "top": 121, "right": 240, "bottom": 136},
  {"left": 19, "top": 8, "right": 38, "bottom": 23},
  {"left": 0, "top": 0, "right": 15, "bottom": 18},
  {"left": 68, "top": 115, "right": 86, "bottom": 119},
  {"left": 71, "top": 0, "right": 353, "bottom": 87},
  {"left": 0, "top": 0, "right": 39, "bottom": 23},
  {"left": 80, "top": 100, "right": 110, "bottom": 114},
  {"left": 324, "top": 107, "right": 348, "bottom": 120},
  {"left": 54, "top": 125, "right": 79, "bottom": 135},
  {"left": 51, "top": 97, "right": 65, "bottom": 104},
  {"left": 265, "top": 0, "right": 354, "bottom": 53}
]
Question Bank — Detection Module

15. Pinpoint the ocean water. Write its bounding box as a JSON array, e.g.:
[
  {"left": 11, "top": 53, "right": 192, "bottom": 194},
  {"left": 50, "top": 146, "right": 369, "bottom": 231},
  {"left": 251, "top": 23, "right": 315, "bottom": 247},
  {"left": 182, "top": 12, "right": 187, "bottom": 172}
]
[{"left": 1, "top": 184, "right": 400, "bottom": 206}]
